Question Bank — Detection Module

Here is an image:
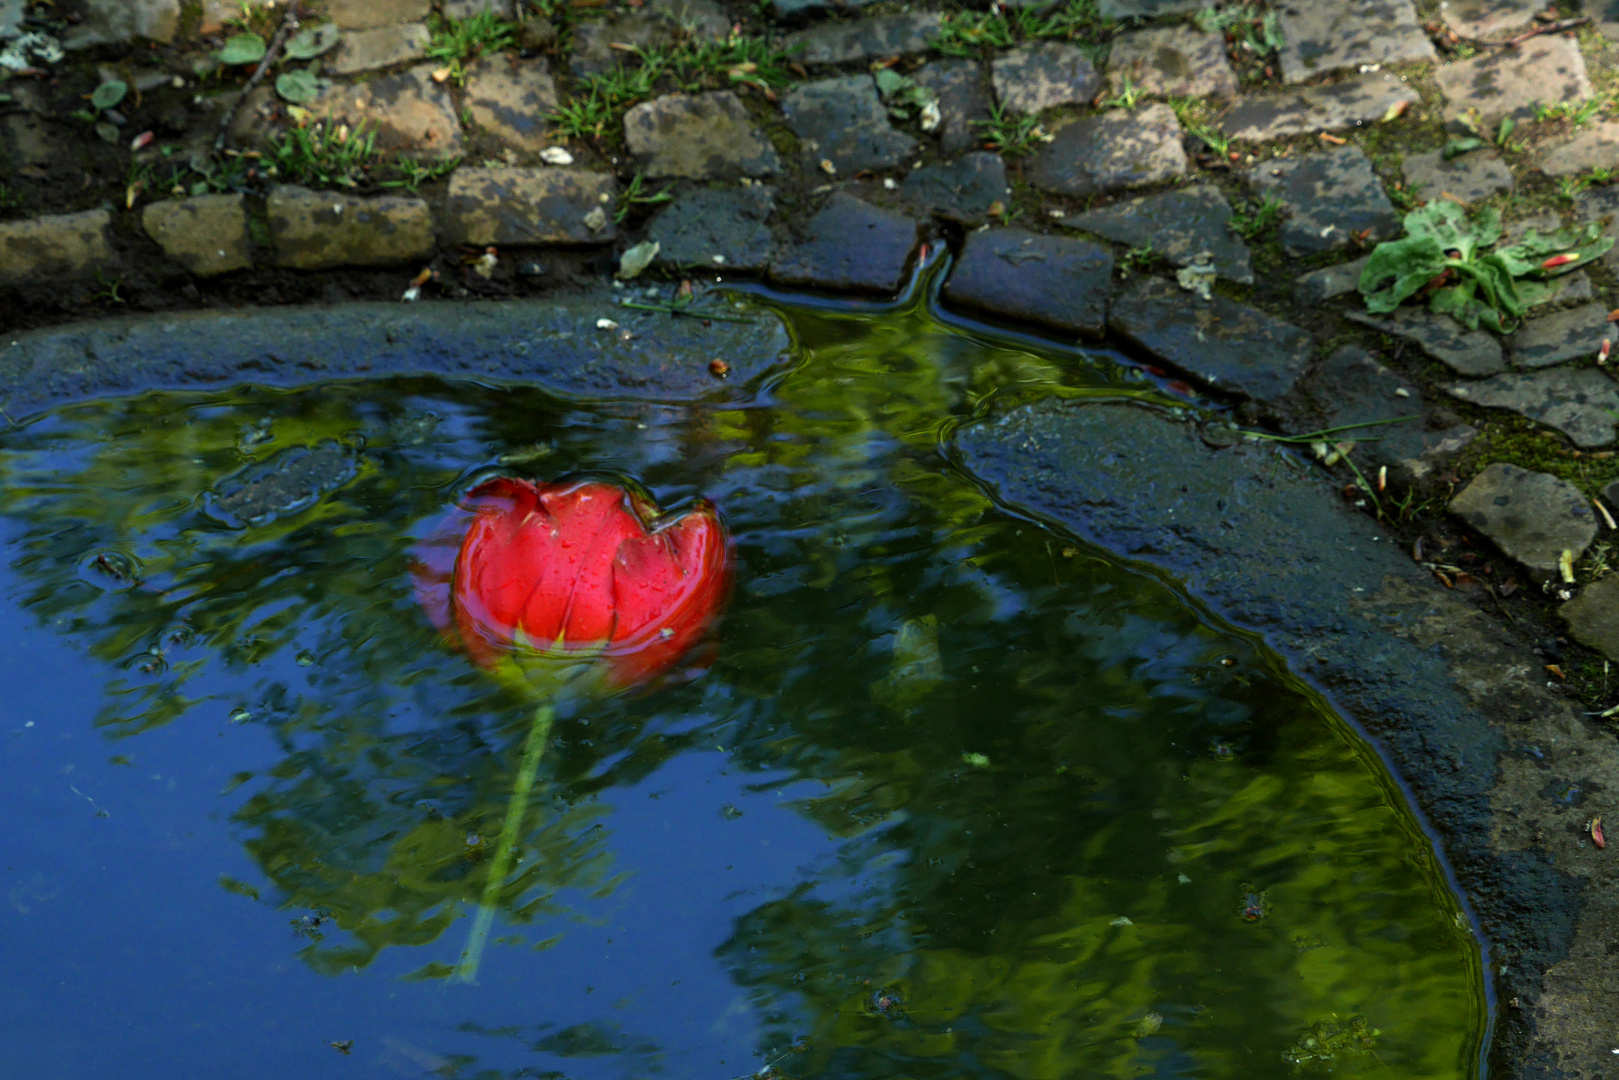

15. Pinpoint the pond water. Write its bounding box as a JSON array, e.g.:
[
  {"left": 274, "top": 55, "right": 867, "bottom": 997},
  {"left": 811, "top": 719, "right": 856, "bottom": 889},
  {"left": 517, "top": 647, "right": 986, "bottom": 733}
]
[{"left": 0, "top": 287, "right": 1486, "bottom": 1079}]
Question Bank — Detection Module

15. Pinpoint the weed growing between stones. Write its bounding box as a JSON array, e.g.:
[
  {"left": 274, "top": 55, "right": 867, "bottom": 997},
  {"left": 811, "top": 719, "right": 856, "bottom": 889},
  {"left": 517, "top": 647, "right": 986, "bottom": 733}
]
[
  {"left": 971, "top": 102, "right": 1052, "bottom": 157},
  {"left": 1228, "top": 195, "right": 1283, "bottom": 241},
  {"left": 614, "top": 173, "right": 672, "bottom": 224},
  {"left": 380, "top": 154, "right": 464, "bottom": 194},
  {"left": 427, "top": 11, "right": 519, "bottom": 85},
  {"left": 935, "top": 0, "right": 1113, "bottom": 62},
  {"left": 267, "top": 118, "right": 379, "bottom": 188}
]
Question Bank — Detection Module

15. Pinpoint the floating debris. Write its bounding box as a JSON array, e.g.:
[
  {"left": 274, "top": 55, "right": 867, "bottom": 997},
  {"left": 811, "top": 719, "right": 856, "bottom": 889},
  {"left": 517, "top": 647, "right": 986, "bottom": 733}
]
[{"left": 203, "top": 439, "right": 360, "bottom": 528}]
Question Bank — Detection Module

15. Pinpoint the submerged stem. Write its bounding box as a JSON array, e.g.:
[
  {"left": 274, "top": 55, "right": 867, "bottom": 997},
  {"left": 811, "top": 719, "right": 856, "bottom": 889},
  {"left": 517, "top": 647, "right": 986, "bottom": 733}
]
[{"left": 456, "top": 702, "right": 556, "bottom": 983}]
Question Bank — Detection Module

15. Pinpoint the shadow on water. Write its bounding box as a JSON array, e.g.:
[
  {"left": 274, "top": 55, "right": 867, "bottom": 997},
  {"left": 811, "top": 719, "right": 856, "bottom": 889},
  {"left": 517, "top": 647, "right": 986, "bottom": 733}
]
[{"left": 0, "top": 274, "right": 1485, "bottom": 1079}]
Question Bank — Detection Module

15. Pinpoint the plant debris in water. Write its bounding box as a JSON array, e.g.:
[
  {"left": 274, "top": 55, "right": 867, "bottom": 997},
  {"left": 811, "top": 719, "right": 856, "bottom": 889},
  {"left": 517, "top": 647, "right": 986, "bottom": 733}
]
[
  {"left": 1282, "top": 1016, "right": 1381, "bottom": 1069},
  {"left": 1360, "top": 202, "right": 1614, "bottom": 333}
]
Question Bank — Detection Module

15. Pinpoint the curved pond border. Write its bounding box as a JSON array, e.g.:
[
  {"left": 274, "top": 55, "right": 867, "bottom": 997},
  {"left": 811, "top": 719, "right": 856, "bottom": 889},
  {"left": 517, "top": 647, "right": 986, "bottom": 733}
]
[{"left": 2, "top": 287, "right": 1608, "bottom": 1080}]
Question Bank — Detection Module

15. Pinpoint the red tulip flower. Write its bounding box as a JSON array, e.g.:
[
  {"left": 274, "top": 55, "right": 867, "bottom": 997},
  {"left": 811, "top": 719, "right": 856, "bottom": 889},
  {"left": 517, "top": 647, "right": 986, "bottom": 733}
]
[
  {"left": 415, "top": 476, "right": 731, "bottom": 693},
  {"left": 412, "top": 475, "right": 731, "bottom": 980}
]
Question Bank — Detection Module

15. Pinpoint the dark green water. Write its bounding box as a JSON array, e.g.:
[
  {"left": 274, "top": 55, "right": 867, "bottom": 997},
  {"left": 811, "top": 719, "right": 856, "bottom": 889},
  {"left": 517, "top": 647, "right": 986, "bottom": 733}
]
[{"left": 0, "top": 290, "right": 1485, "bottom": 1079}]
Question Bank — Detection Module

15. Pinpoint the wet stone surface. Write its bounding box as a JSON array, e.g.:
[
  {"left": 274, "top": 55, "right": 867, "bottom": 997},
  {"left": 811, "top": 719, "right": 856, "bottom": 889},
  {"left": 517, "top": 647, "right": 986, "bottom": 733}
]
[
  {"left": 311, "top": 65, "right": 464, "bottom": 157},
  {"left": 1221, "top": 73, "right": 1420, "bottom": 143},
  {"left": 1448, "top": 368, "right": 1619, "bottom": 447},
  {"left": 781, "top": 76, "right": 917, "bottom": 175},
  {"left": 327, "top": 23, "right": 431, "bottom": 77},
  {"left": 326, "top": 0, "right": 429, "bottom": 28},
  {"left": 1028, "top": 103, "right": 1186, "bottom": 196},
  {"left": 1295, "top": 345, "right": 1477, "bottom": 483},
  {"left": 1450, "top": 463, "right": 1599, "bottom": 577},
  {"left": 1507, "top": 303, "right": 1614, "bottom": 370},
  {"left": 1096, "top": 0, "right": 1204, "bottom": 15},
  {"left": 1247, "top": 145, "right": 1399, "bottom": 256},
  {"left": 1109, "top": 278, "right": 1315, "bottom": 404},
  {"left": 1541, "top": 122, "right": 1619, "bottom": 178},
  {"left": 569, "top": 18, "right": 673, "bottom": 77},
  {"left": 991, "top": 43, "right": 1101, "bottom": 115},
  {"left": 784, "top": 14, "right": 940, "bottom": 65},
  {"left": 463, "top": 58, "right": 559, "bottom": 153},
  {"left": 1439, "top": 0, "right": 1543, "bottom": 38},
  {"left": 1067, "top": 184, "right": 1253, "bottom": 284},
  {"left": 0, "top": 209, "right": 115, "bottom": 285},
  {"left": 207, "top": 441, "right": 361, "bottom": 528},
  {"left": 63, "top": 0, "right": 179, "bottom": 49},
  {"left": 1577, "top": 185, "right": 1619, "bottom": 271},
  {"left": 267, "top": 186, "right": 436, "bottom": 270},
  {"left": 443, "top": 167, "right": 618, "bottom": 246},
  {"left": 646, "top": 185, "right": 776, "bottom": 271},
  {"left": 624, "top": 91, "right": 781, "bottom": 179},
  {"left": 1274, "top": 0, "right": 1435, "bottom": 84},
  {"left": 898, "top": 152, "right": 1009, "bottom": 225},
  {"left": 1106, "top": 25, "right": 1237, "bottom": 100},
  {"left": 942, "top": 228, "right": 1113, "bottom": 338},
  {"left": 768, "top": 192, "right": 918, "bottom": 294},
  {"left": 1561, "top": 578, "right": 1619, "bottom": 664},
  {"left": 914, "top": 59, "right": 994, "bottom": 156},
  {"left": 141, "top": 195, "right": 252, "bottom": 278},
  {"left": 766, "top": 0, "right": 877, "bottom": 23},
  {"left": 1402, "top": 149, "right": 1513, "bottom": 204},
  {"left": 1348, "top": 307, "right": 1507, "bottom": 376},
  {"left": 1434, "top": 34, "right": 1591, "bottom": 123},
  {"left": 1295, "top": 256, "right": 1370, "bottom": 303}
]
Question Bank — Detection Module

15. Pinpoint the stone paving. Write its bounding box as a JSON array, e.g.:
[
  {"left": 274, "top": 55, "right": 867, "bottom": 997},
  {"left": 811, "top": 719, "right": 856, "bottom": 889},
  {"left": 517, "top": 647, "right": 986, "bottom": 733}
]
[{"left": 11, "top": 0, "right": 1619, "bottom": 1072}]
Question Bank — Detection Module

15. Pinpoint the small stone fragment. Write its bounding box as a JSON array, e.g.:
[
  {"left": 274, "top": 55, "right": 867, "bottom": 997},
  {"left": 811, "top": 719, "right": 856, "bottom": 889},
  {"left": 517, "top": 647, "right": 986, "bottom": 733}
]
[
  {"left": 1107, "top": 24, "right": 1237, "bottom": 100},
  {"left": 769, "top": 192, "right": 919, "bottom": 295},
  {"left": 1434, "top": 35, "right": 1590, "bottom": 124},
  {"left": 266, "top": 186, "right": 436, "bottom": 269},
  {"left": 1348, "top": 308, "right": 1505, "bottom": 376},
  {"left": 1447, "top": 368, "right": 1619, "bottom": 447},
  {"left": 992, "top": 43, "right": 1101, "bottom": 115},
  {"left": 624, "top": 91, "right": 781, "bottom": 179},
  {"left": 781, "top": 76, "right": 917, "bottom": 174},
  {"left": 142, "top": 194, "right": 252, "bottom": 277},
  {"left": 1508, "top": 303, "right": 1615, "bottom": 369},
  {"left": 1109, "top": 277, "right": 1315, "bottom": 405},
  {"left": 1402, "top": 149, "right": 1513, "bottom": 204},
  {"left": 1247, "top": 145, "right": 1399, "bottom": 256},
  {"left": 1450, "top": 463, "right": 1598, "bottom": 577},
  {"left": 1067, "top": 184, "right": 1253, "bottom": 284},
  {"left": 1273, "top": 0, "right": 1435, "bottom": 84},
  {"left": 1222, "top": 73, "right": 1419, "bottom": 142},
  {"left": 540, "top": 147, "right": 574, "bottom": 165},
  {"left": 1028, "top": 103, "right": 1186, "bottom": 196},
  {"left": 943, "top": 228, "right": 1113, "bottom": 338},
  {"left": 0, "top": 210, "right": 116, "bottom": 285}
]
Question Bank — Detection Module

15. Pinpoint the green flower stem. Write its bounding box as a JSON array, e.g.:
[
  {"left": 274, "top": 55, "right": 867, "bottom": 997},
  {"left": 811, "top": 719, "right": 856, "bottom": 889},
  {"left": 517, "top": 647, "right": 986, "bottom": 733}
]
[{"left": 456, "top": 702, "right": 556, "bottom": 983}]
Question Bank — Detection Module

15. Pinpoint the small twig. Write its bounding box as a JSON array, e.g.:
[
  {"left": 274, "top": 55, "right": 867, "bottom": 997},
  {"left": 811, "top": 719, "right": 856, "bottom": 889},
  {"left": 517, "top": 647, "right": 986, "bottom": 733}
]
[
  {"left": 214, "top": 1, "right": 302, "bottom": 153},
  {"left": 1240, "top": 415, "right": 1422, "bottom": 445},
  {"left": 1471, "top": 16, "right": 1589, "bottom": 48}
]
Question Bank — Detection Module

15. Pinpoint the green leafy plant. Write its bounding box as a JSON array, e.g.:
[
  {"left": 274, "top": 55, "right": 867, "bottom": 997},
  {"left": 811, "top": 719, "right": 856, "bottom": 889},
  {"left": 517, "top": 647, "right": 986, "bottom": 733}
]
[
  {"left": 971, "top": 102, "right": 1052, "bottom": 157},
  {"left": 218, "top": 32, "right": 268, "bottom": 66},
  {"left": 874, "top": 67, "right": 938, "bottom": 119},
  {"left": 72, "top": 78, "right": 128, "bottom": 143},
  {"left": 1170, "top": 97, "right": 1231, "bottom": 156},
  {"left": 1228, "top": 194, "right": 1282, "bottom": 240},
  {"left": 1195, "top": 3, "right": 1282, "bottom": 57},
  {"left": 1360, "top": 201, "right": 1614, "bottom": 333},
  {"left": 935, "top": 11, "right": 1016, "bottom": 57},
  {"left": 1120, "top": 245, "right": 1157, "bottom": 273}
]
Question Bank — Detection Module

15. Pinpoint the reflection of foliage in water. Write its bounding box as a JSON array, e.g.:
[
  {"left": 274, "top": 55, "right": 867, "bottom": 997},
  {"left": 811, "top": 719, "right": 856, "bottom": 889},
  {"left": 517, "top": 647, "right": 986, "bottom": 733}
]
[{"left": 0, "top": 289, "right": 1484, "bottom": 1078}]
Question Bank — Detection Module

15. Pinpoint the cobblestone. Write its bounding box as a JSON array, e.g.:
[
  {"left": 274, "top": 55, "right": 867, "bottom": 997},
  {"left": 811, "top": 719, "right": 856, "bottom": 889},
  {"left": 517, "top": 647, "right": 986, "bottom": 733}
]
[
  {"left": 444, "top": 168, "right": 618, "bottom": 246},
  {"left": 142, "top": 195, "right": 252, "bottom": 278},
  {"left": 784, "top": 14, "right": 940, "bottom": 65},
  {"left": 1028, "top": 103, "right": 1186, "bottom": 196},
  {"left": 1247, "top": 145, "right": 1399, "bottom": 257},
  {"left": 463, "top": 58, "right": 559, "bottom": 153},
  {"left": 781, "top": 76, "right": 917, "bottom": 175},
  {"left": 1434, "top": 35, "right": 1590, "bottom": 123},
  {"left": 267, "top": 187, "right": 436, "bottom": 270},
  {"left": 327, "top": 23, "right": 431, "bottom": 77},
  {"left": 943, "top": 229, "right": 1113, "bottom": 337},
  {"left": 624, "top": 91, "right": 780, "bottom": 179},
  {"left": 991, "top": 43, "right": 1101, "bottom": 115},
  {"left": 769, "top": 192, "right": 918, "bottom": 294},
  {"left": 1221, "top": 73, "right": 1420, "bottom": 143},
  {"left": 1274, "top": 0, "right": 1434, "bottom": 84},
  {"left": 0, "top": 210, "right": 116, "bottom": 285},
  {"left": 1106, "top": 25, "right": 1237, "bottom": 100}
]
